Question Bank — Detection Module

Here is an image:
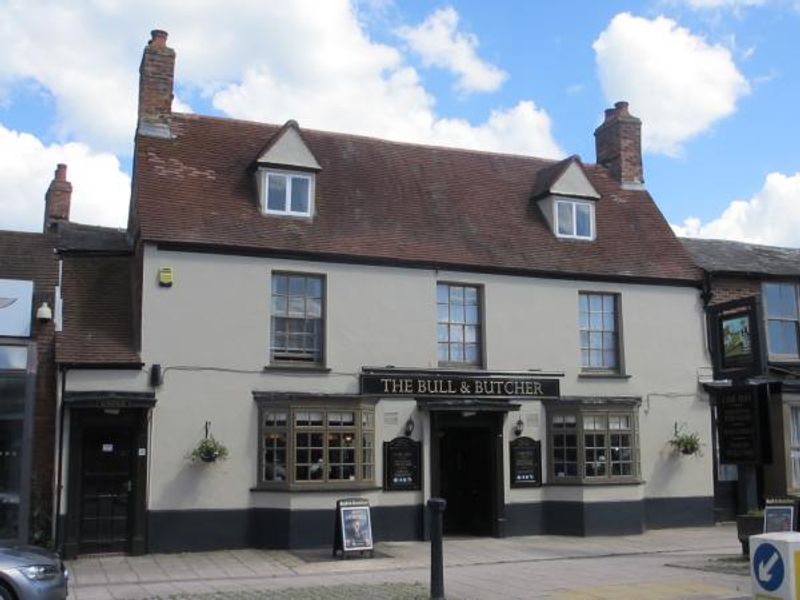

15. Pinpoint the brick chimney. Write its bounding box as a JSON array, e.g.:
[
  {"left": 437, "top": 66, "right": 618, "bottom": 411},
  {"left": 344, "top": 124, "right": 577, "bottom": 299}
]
[
  {"left": 44, "top": 163, "right": 72, "bottom": 232},
  {"left": 138, "top": 29, "right": 175, "bottom": 134},
  {"left": 594, "top": 101, "right": 643, "bottom": 188}
]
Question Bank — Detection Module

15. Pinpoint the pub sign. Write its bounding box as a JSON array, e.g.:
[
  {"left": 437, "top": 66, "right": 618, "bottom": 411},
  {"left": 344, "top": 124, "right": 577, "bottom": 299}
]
[
  {"left": 707, "top": 297, "right": 766, "bottom": 381},
  {"left": 383, "top": 437, "right": 421, "bottom": 491},
  {"left": 361, "top": 370, "right": 559, "bottom": 399},
  {"left": 715, "top": 384, "right": 771, "bottom": 465},
  {"left": 509, "top": 437, "right": 541, "bottom": 488}
]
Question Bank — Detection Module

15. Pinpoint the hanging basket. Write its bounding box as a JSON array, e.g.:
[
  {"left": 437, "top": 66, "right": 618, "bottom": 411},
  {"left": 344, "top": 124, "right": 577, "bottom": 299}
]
[{"left": 190, "top": 422, "right": 229, "bottom": 464}]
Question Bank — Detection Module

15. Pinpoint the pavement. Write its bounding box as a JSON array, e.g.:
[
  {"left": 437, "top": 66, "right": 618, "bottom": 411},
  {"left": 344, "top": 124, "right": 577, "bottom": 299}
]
[{"left": 67, "top": 524, "right": 754, "bottom": 600}]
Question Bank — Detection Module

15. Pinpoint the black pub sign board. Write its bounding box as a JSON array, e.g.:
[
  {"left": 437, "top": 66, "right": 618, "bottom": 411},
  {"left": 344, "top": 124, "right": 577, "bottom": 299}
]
[
  {"left": 510, "top": 437, "right": 541, "bottom": 488},
  {"left": 707, "top": 296, "right": 766, "bottom": 381},
  {"left": 383, "top": 437, "right": 421, "bottom": 491},
  {"left": 361, "top": 370, "right": 559, "bottom": 399},
  {"left": 715, "top": 384, "right": 771, "bottom": 465},
  {"left": 333, "top": 498, "right": 374, "bottom": 558}
]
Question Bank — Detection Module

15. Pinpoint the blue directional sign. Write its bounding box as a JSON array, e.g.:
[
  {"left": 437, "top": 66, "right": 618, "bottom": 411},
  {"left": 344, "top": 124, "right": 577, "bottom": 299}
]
[{"left": 753, "top": 542, "right": 785, "bottom": 592}]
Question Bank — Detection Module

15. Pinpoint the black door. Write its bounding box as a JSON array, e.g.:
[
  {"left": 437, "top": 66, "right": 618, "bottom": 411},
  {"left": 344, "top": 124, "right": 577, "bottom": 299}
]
[
  {"left": 438, "top": 426, "right": 494, "bottom": 536},
  {"left": 79, "top": 425, "right": 134, "bottom": 554}
]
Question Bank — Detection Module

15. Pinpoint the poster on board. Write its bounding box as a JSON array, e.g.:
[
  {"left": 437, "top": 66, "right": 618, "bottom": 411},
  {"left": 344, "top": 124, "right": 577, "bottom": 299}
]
[{"left": 333, "top": 498, "right": 374, "bottom": 558}]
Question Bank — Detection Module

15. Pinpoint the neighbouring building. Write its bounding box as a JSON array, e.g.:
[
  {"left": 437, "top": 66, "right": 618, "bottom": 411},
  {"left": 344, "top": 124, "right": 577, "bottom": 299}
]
[
  {"left": 682, "top": 237, "right": 800, "bottom": 520},
  {"left": 53, "top": 30, "right": 716, "bottom": 557}
]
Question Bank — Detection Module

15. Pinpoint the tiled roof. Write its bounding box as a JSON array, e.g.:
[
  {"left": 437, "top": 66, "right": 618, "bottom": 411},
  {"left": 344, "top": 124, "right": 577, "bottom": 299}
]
[
  {"left": 55, "top": 221, "right": 131, "bottom": 253},
  {"left": 681, "top": 237, "right": 800, "bottom": 277},
  {"left": 56, "top": 254, "right": 140, "bottom": 365},
  {"left": 0, "top": 230, "right": 57, "bottom": 286},
  {"left": 132, "top": 114, "right": 701, "bottom": 283}
]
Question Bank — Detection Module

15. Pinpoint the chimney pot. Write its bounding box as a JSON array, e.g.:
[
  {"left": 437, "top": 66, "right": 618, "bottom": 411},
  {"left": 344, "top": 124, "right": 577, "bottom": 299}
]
[
  {"left": 594, "top": 101, "right": 643, "bottom": 187},
  {"left": 150, "top": 29, "right": 168, "bottom": 48},
  {"left": 55, "top": 163, "right": 67, "bottom": 181}
]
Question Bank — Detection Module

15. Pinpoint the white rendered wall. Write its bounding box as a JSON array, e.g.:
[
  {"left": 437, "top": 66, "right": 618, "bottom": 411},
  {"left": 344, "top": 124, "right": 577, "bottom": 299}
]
[{"left": 66, "top": 243, "right": 713, "bottom": 512}]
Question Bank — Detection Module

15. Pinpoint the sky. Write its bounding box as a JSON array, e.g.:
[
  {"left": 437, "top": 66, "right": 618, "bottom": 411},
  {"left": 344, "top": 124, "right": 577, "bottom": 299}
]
[{"left": 1, "top": 0, "right": 799, "bottom": 246}]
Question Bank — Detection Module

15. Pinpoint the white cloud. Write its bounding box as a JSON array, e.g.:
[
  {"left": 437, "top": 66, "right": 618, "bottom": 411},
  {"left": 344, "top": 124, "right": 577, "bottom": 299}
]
[
  {"left": 0, "top": 0, "right": 559, "bottom": 159},
  {"left": 593, "top": 13, "right": 750, "bottom": 156},
  {"left": 672, "top": 171, "right": 800, "bottom": 246},
  {"left": 0, "top": 124, "right": 130, "bottom": 232},
  {"left": 396, "top": 6, "right": 507, "bottom": 94}
]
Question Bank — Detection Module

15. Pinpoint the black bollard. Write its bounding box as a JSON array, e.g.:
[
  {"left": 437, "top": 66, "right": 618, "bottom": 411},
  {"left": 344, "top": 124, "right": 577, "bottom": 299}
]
[{"left": 427, "top": 497, "right": 447, "bottom": 600}]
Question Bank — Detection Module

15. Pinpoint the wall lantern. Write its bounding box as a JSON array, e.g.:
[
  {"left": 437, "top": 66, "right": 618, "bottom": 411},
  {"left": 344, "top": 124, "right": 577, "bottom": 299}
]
[
  {"left": 514, "top": 418, "right": 525, "bottom": 437},
  {"left": 404, "top": 417, "right": 415, "bottom": 437}
]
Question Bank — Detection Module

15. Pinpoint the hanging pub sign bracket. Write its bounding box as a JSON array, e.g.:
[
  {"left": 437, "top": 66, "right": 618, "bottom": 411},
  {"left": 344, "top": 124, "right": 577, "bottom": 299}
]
[{"left": 333, "top": 498, "right": 374, "bottom": 559}]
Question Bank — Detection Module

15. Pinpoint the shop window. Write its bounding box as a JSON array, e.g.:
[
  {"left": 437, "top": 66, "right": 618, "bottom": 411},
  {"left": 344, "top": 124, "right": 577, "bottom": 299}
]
[
  {"left": 437, "top": 283, "right": 482, "bottom": 366},
  {"left": 270, "top": 273, "right": 324, "bottom": 365},
  {"left": 790, "top": 406, "right": 800, "bottom": 490},
  {"left": 763, "top": 282, "right": 800, "bottom": 360},
  {"left": 548, "top": 407, "right": 639, "bottom": 484},
  {"left": 257, "top": 402, "right": 375, "bottom": 489},
  {"left": 0, "top": 343, "right": 31, "bottom": 541},
  {"left": 579, "top": 292, "right": 622, "bottom": 372}
]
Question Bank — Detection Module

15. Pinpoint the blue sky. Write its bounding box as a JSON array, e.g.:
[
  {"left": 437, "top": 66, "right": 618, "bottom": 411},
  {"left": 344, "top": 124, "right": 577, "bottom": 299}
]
[{"left": 1, "top": 0, "right": 798, "bottom": 245}]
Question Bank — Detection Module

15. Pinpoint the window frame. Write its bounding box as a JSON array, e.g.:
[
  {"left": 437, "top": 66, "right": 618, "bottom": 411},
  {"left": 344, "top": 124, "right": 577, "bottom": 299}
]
[
  {"left": 763, "top": 281, "right": 800, "bottom": 361},
  {"left": 555, "top": 199, "right": 595, "bottom": 240},
  {"left": 579, "top": 291, "right": 623, "bottom": 375},
  {"left": 546, "top": 405, "right": 640, "bottom": 485},
  {"left": 259, "top": 168, "right": 315, "bottom": 217},
  {"left": 269, "top": 271, "right": 325, "bottom": 367},
  {"left": 436, "top": 281, "right": 484, "bottom": 369},
  {"left": 255, "top": 398, "right": 377, "bottom": 491},
  {"left": 784, "top": 401, "right": 800, "bottom": 494}
]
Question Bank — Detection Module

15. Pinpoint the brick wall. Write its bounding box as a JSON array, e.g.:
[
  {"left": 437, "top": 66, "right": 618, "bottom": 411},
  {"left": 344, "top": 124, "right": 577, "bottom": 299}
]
[{"left": 708, "top": 276, "right": 762, "bottom": 306}]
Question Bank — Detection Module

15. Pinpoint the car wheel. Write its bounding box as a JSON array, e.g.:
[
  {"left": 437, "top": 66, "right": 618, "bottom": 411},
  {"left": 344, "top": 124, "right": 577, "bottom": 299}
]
[{"left": 0, "top": 583, "right": 15, "bottom": 600}]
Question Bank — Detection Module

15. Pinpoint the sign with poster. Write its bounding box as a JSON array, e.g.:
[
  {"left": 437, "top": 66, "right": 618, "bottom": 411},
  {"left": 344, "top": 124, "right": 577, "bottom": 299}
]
[
  {"left": 383, "top": 437, "right": 421, "bottom": 491},
  {"left": 765, "top": 500, "right": 798, "bottom": 533},
  {"left": 0, "top": 279, "right": 33, "bottom": 337},
  {"left": 707, "top": 297, "right": 766, "bottom": 381},
  {"left": 333, "top": 498, "right": 374, "bottom": 558},
  {"left": 510, "top": 437, "right": 541, "bottom": 488},
  {"left": 715, "top": 384, "right": 771, "bottom": 465}
]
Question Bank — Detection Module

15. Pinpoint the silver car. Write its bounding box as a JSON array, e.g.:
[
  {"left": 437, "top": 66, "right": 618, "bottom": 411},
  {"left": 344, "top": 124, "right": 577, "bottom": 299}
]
[{"left": 0, "top": 545, "right": 68, "bottom": 600}]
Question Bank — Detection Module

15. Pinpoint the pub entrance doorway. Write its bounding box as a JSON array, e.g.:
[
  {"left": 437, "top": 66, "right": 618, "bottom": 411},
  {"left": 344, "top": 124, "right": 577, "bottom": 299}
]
[{"left": 431, "top": 410, "right": 504, "bottom": 537}]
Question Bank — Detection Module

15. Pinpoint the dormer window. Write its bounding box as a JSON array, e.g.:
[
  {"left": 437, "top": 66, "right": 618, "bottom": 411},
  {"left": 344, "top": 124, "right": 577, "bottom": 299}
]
[
  {"left": 556, "top": 200, "right": 594, "bottom": 240},
  {"left": 262, "top": 170, "right": 314, "bottom": 217},
  {"left": 533, "top": 156, "right": 600, "bottom": 243},
  {"left": 254, "top": 119, "right": 321, "bottom": 219}
]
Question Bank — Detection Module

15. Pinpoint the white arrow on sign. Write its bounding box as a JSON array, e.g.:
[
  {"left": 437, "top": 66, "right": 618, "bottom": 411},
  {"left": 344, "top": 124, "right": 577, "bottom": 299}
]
[{"left": 758, "top": 550, "right": 780, "bottom": 583}]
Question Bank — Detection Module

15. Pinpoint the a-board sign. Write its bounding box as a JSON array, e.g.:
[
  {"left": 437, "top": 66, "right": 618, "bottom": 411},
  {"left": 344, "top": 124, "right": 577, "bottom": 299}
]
[
  {"left": 383, "top": 437, "right": 421, "bottom": 491},
  {"left": 509, "top": 437, "right": 541, "bottom": 488},
  {"left": 715, "top": 384, "right": 771, "bottom": 465},
  {"left": 764, "top": 502, "right": 797, "bottom": 533},
  {"left": 333, "top": 498, "right": 374, "bottom": 558}
]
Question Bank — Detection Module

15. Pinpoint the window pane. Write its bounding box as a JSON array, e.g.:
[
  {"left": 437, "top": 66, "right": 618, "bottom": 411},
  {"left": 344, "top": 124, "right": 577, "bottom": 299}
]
[
  {"left": 450, "top": 287, "right": 464, "bottom": 305},
  {"left": 464, "top": 344, "right": 479, "bottom": 363},
  {"left": 271, "top": 295, "right": 287, "bottom": 315},
  {"left": 449, "top": 304, "right": 464, "bottom": 323},
  {"left": 557, "top": 202, "right": 573, "bottom": 235},
  {"left": 450, "top": 325, "right": 463, "bottom": 342},
  {"left": 769, "top": 321, "right": 799, "bottom": 356},
  {"left": 437, "top": 305, "right": 449, "bottom": 323},
  {"left": 288, "top": 276, "right": 305, "bottom": 295},
  {"left": 290, "top": 177, "right": 310, "bottom": 213},
  {"left": 0, "top": 346, "right": 27, "bottom": 370},
  {"left": 438, "top": 343, "right": 449, "bottom": 361},
  {"left": 465, "top": 306, "right": 478, "bottom": 324},
  {"left": 436, "top": 283, "right": 449, "bottom": 303},
  {"left": 450, "top": 344, "right": 464, "bottom": 362},
  {"left": 464, "top": 287, "right": 478, "bottom": 305},
  {"left": 438, "top": 284, "right": 481, "bottom": 365},
  {"left": 465, "top": 326, "right": 477, "bottom": 343},
  {"left": 792, "top": 407, "right": 800, "bottom": 447},
  {"left": 273, "top": 274, "right": 288, "bottom": 294},
  {"left": 437, "top": 324, "right": 449, "bottom": 342},
  {"left": 766, "top": 283, "right": 798, "bottom": 318},
  {"left": 267, "top": 174, "right": 287, "bottom": 211},
  {"left": 575, "top": 204, "right": 591, "bottom": 237}
]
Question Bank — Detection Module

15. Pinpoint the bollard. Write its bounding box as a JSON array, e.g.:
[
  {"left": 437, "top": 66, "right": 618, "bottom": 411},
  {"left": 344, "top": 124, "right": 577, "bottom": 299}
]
[{"left": 428, "top": 497, "right": 447, "bottom": 600}]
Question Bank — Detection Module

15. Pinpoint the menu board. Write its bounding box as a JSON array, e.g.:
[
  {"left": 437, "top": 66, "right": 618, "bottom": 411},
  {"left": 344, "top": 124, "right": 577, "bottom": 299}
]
[
  {"left": 510, "top": 437, "right": 541, "bottom": 488},
  {"left": 333, "top": 498, "right": 374, "bottom": 558},
  {"left": 383, "top": 437, "right": 421, "bottom": 491},
  {"left": 716, "top": 387, "right": 767, "bottom": 465}
]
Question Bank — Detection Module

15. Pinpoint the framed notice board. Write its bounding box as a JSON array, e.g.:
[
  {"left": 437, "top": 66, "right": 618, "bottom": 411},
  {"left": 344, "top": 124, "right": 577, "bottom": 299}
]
[
  {"left": 383, "top": 437, "right": 421, "bottom": 491},
  {"left": 509, "top": 437, "right": 542, "bottom": 488},
  {"left": 333, "top": 498, "right": 374, "bottom": 558}
]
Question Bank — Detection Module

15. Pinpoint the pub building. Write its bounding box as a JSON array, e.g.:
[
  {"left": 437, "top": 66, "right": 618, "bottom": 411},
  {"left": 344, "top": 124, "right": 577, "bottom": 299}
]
[{"left": 51, "top": 31, "right": 714, "bottom": 557}]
